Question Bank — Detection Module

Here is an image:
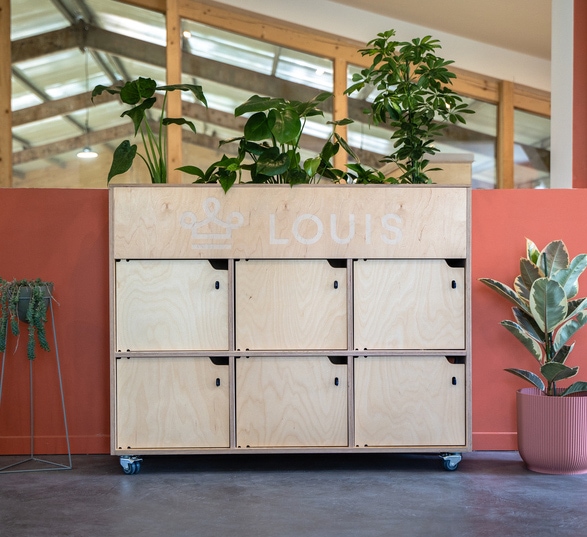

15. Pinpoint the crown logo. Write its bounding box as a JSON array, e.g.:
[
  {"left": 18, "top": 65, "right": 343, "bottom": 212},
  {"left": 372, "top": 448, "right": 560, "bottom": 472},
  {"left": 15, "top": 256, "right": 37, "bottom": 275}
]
[{"left": 180, "top": 197, "right": 244, "bottom": 250}]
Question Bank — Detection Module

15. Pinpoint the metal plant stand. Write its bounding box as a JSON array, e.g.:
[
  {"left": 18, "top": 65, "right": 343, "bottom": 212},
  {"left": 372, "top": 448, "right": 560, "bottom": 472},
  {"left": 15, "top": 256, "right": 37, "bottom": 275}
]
[{"left": 0, "top": 300, "right": 72, "bottom": 473}]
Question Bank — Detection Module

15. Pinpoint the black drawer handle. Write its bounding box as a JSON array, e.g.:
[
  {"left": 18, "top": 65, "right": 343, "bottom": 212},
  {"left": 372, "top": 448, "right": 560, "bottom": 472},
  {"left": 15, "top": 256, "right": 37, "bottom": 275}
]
[
  {"left": 451, "top": 280, "right": 457, "bottom": 289},
  {"left": 334, "top": 377, "right": 339, "bottom": 386},
  {"left": 216, "top": 378, "right": 221, "bottom": 387},
  {"left": 452, "top": 377, "right": 457, "bottom": 385},
  {"left": 334, "top": 280, "right": 339, "bottom": 289},
  {"left": 215, "top": 281, "right": 220, "bottom": 290}
]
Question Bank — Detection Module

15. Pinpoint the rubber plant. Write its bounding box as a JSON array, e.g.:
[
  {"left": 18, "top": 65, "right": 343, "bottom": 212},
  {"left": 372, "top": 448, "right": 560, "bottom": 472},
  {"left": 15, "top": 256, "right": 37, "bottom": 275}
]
[
  {"left": 92, "top": 77, "right": 208, "bottom": 183},
  {"left": 345, "top": 29, "right": 474, "bottom": 184},
  {"left": 479, "top": 239, "right": 587, "bottom": 396},
  {"left": 180, "top": 92, "right": 362, "bottom": 192},
  {"left": 0, "top": 278, "right": 52, "bottom": 360}
]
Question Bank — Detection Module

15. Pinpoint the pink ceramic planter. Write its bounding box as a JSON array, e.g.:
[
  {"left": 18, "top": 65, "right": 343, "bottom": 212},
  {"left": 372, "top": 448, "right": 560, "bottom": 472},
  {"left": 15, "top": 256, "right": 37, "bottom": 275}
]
[{"left": 517, "top": 387, "right": 587, "bottom": 474}]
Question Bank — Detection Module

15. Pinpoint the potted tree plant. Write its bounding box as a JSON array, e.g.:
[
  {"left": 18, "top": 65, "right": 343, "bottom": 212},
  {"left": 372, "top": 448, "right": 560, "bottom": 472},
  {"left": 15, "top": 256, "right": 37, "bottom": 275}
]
[
  {"left": 480, "top": 239, "right": 587, "bottom": 474},
  {"left": 0, "top": 278, "right": 53, "bottom": 360},
  {"left": 345, "top": 30, "right": 474, "bottom": 184},
  {"left": 92, "top": 77, "right": 208, "bottom": 183}
]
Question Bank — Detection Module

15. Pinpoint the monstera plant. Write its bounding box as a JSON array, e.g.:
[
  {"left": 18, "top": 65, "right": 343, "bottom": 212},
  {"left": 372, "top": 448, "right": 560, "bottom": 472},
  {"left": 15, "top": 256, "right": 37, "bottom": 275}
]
[{"left": 480, "top": 239, "right": 587, "bottom": 396}]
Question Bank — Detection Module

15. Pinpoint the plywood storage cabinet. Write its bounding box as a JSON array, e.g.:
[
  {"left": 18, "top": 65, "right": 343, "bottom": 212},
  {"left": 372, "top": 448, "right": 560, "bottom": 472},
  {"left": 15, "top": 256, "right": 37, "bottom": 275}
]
[{"left": 110, "top": 184, "right": 471, "bottom": 473}]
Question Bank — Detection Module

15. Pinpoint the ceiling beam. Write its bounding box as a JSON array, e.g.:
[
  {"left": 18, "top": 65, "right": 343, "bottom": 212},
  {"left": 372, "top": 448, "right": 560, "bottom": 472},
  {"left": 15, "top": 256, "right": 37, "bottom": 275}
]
[{"left": 12, "top": 90, "right": 117, "bottom": 126}]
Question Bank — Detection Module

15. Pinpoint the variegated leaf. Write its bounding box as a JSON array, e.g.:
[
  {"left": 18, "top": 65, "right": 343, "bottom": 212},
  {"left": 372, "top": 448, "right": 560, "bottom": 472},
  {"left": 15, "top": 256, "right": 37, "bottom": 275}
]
[
  {"left": 561, "top": 382, "right": 587, "bottom": 396},
  {"left": 529, "top": 278, "right": 567, "bottom": 333},
  {"left": 552, "top": 254, "right": 587, "bottom": 299},
  {"left": 541, "top": 362, "right": 578, "bottom": 383},
  {"left": 501, "top": 320, "right": 543, "bottom": 362},
  {"left": 505, "top": 368, "right": 545, "bottom": 391},
  {"left": 538, "top": 240, "right": 568, "bottom": 277},
  {"left": 554, "top": 311, "right": 587, "bottom": 352},
  {"left": 479, "top": 278, "right": 530, "bottom": 314}
]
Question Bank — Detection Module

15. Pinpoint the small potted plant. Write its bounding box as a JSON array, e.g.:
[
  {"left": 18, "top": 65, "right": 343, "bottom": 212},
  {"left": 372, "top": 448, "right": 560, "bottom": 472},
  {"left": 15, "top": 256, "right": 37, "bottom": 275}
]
[
  {"left": 480, "top": 239, "right": 587, "bottom": 474},
  {"left": 0, "top": 278, "right": 53, "bottom": 360},
  {"left": 345, "top": 30, "right": 474, "bottom": 184},
  {"left": 92, "top": 77, "right": 208, "bottom": 183}
]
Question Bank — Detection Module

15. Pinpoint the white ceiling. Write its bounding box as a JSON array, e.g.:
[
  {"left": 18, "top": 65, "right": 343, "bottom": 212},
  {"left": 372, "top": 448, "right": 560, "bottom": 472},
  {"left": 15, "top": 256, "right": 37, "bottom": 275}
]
[{"left": 330, "top": 0, "right": 552, "bottom": 59}]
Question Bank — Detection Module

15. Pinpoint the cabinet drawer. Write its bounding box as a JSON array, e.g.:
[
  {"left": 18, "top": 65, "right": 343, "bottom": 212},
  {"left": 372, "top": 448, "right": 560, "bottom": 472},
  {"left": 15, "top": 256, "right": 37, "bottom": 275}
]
[
  {"left": 236, "top": 356, "right": 348, "bottom": 447},
  {"left": 354, "top": 356, "right": 466, "bottom": 447},
  {"left": 116, "top": 259, "right": 228, "bottom": 351},
  {"left": 235, "top": 260, "right": 347, "bottom": 350},
  {"left": 116, "top": 357, "right": 230, "bottom": 449},
  {"left": 354, "top": 259, "right": 465, "bottom": 349}
]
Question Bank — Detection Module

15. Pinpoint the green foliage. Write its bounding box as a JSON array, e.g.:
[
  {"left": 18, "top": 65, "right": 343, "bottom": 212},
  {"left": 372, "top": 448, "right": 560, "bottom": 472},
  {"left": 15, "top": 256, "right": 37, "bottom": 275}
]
[
  {"left": 0, "top": 278, "right": 53, "bottom": 360},
  {"left": 480, "top": 239, "right": 587, "bottom": 396},
  {"left": 92, "top": 77, "right": 207, "bottom": 183},
  {"left": 345, "top": 30, "right": 474, "bottom": 184},
  {"left": 182, "top": 93, "right": 359, "bottom": 189}
]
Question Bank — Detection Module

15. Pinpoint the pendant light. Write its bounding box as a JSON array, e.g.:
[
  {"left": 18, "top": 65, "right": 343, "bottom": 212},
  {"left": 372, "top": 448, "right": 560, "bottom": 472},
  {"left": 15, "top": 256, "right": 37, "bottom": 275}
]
[{"left": 77, "top": 50, "right": 98, "bottom": 159}]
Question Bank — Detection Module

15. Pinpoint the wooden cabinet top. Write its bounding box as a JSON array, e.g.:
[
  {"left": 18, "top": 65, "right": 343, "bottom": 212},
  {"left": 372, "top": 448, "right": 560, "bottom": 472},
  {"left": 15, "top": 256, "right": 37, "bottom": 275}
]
[{"left": 110, "top": 184, "right": 469, "bottom": 259}]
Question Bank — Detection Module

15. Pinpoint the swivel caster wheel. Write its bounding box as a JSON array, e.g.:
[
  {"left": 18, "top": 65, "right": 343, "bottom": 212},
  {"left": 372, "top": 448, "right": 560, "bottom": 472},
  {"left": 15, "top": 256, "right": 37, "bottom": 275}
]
[
  {"left": 119, "top": 455, "right": 143, "bottom": 475},
  {"left": 440, "top": 453, "right": 462, "bottom": 471}
]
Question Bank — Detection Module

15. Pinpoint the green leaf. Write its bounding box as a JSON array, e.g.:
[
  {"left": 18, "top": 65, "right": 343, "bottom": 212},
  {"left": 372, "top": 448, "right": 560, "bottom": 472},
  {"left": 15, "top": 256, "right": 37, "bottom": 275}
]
[
  {"left": 107, "top": 140, "right": 137, "bottom": 182},
  {"left": 269, "top": 108, "right": 302, "bottom": 144},
  {"left": 91, "top": 83, "right": 122, "bottom": 102},
  {"left": 552, "top": 343, "right": 573, "bottom": 364},
  {"left": 554, "top": 311, "right": 587, "bottom": 352},
  {"left": 511, "top": 307, "right": 544, "bottom": 342},
  {"left": 243, "top": 112, "right": 272, "bottom": 141},
  {"left": 513, "top": 275, "right": 531, "bottom": 302},
  {"left": 501, "top": 320, "right": 543, "bottom": 362},
  {"left": 235, "top": 95, "right": 285, "bottom": 116},
  {"left": 552, "top": 254, "right": 587, "bottom": 299},
  {"left": 177, "top": 165, "right": 205, "bottom": 178},
  {"left": 538, "top": 240, "right": 569, "bottom": 277},
  {"left": 163, "top": 117, "right": 197, "bottom": 135},
  {"left": 529, "top": 278, "right": 567, "bottom": 333},
  {"left": 121, "top": 97, "right": 156, "bottom": 135},
  {"left": 478, "top": 278, "right": 530, "bottom": 314},
  {"left": 158, "top": 83, "right": 208, "bottom": 107},
  {"left": 256, "top": 147, "right": 290, "bottom": 176},
  {"left": 120, "top": 77, "right": 157, "bottom": 105},
  {"left": 219, "top": 173, "right": 237, "bottom": 193},
  {"left": 303, "top": 156, "right": 321, "bottom": 178},
  {"left": 561, "top": 382, "right": 587, "bottom": 396},
  {"left": 526, "top": 238, "right": 540, "bottom": 264},
  {"left": 519, "top": 257, "right": 542, "bottom": 288},
  {"left": 505, "top": 368, "right": 545, "bottom": 392},
  {"left": 541, "top": 362, "right": 578, "bottom": 383},
  {"left": 328, "top": 118, "right": 354, "bottom": 126}
]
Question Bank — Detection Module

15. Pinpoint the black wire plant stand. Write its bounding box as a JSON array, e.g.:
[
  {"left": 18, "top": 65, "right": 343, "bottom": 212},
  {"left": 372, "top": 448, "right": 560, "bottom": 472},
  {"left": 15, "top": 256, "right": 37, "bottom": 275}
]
[{"left": 0, "top": 298, "right": 72, "bottom": 473}]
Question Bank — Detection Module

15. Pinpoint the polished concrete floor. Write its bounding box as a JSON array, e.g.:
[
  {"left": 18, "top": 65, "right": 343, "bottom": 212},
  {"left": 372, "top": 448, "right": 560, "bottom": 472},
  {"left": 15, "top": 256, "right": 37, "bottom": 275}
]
[{"left": 1, "top": 451, "right": 586, "bottom": 537}]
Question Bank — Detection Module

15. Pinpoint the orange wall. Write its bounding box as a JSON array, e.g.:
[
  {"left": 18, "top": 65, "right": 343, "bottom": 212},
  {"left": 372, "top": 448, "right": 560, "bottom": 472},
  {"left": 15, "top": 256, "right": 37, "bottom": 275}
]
[
  {"left": 0, "top": 189, "right": 110, "bottom": 454},
  {"left": 472, "top": 189, "right": 587, "bottom": 449},
  {"left": 2, "top": 187, "right": 587, "bottom": 454}
]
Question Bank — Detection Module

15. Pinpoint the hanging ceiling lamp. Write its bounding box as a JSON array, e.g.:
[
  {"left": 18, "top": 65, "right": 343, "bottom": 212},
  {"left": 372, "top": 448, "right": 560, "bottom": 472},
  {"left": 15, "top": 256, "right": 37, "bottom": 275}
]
[{"left": 77, "top": 50, "right": 98, "bottom": 159}]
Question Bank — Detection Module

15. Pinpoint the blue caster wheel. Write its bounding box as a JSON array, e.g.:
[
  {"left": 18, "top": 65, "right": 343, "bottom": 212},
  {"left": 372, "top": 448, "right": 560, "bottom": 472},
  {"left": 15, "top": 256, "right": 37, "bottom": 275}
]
[
  {"left": 440, "top": 453, "right": 462, "bottom": 471},
  {"left": 119, "top": 456, "right": 143, "bottom": 475}
]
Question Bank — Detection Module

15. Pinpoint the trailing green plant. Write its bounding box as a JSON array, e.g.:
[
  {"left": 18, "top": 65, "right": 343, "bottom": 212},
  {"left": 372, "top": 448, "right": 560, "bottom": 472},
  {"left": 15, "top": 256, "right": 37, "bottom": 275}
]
[
  {"left": 0, "top": 278, "right": 53, "bottom": 360},
  {"left": 345, "top": 29, "right": 474, "bottom": 184},
  {"left": 480, "top": 239, "right": 587, "bottom": 396},
  {"left": 92, "top": 77, "right": 208, "bottom": 183},
  {"left": 180, "top": 92, "right": 355, "bottom": 191}
]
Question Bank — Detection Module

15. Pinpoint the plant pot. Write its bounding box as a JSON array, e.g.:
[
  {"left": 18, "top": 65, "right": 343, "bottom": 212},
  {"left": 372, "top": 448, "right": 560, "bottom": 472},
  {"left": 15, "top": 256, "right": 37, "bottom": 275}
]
[
  {"left": 516, "top": 387, "right": 587, "bottom": 474},
  {"left": 16, "top": 284, "right": 53, "bottom": 323}
]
